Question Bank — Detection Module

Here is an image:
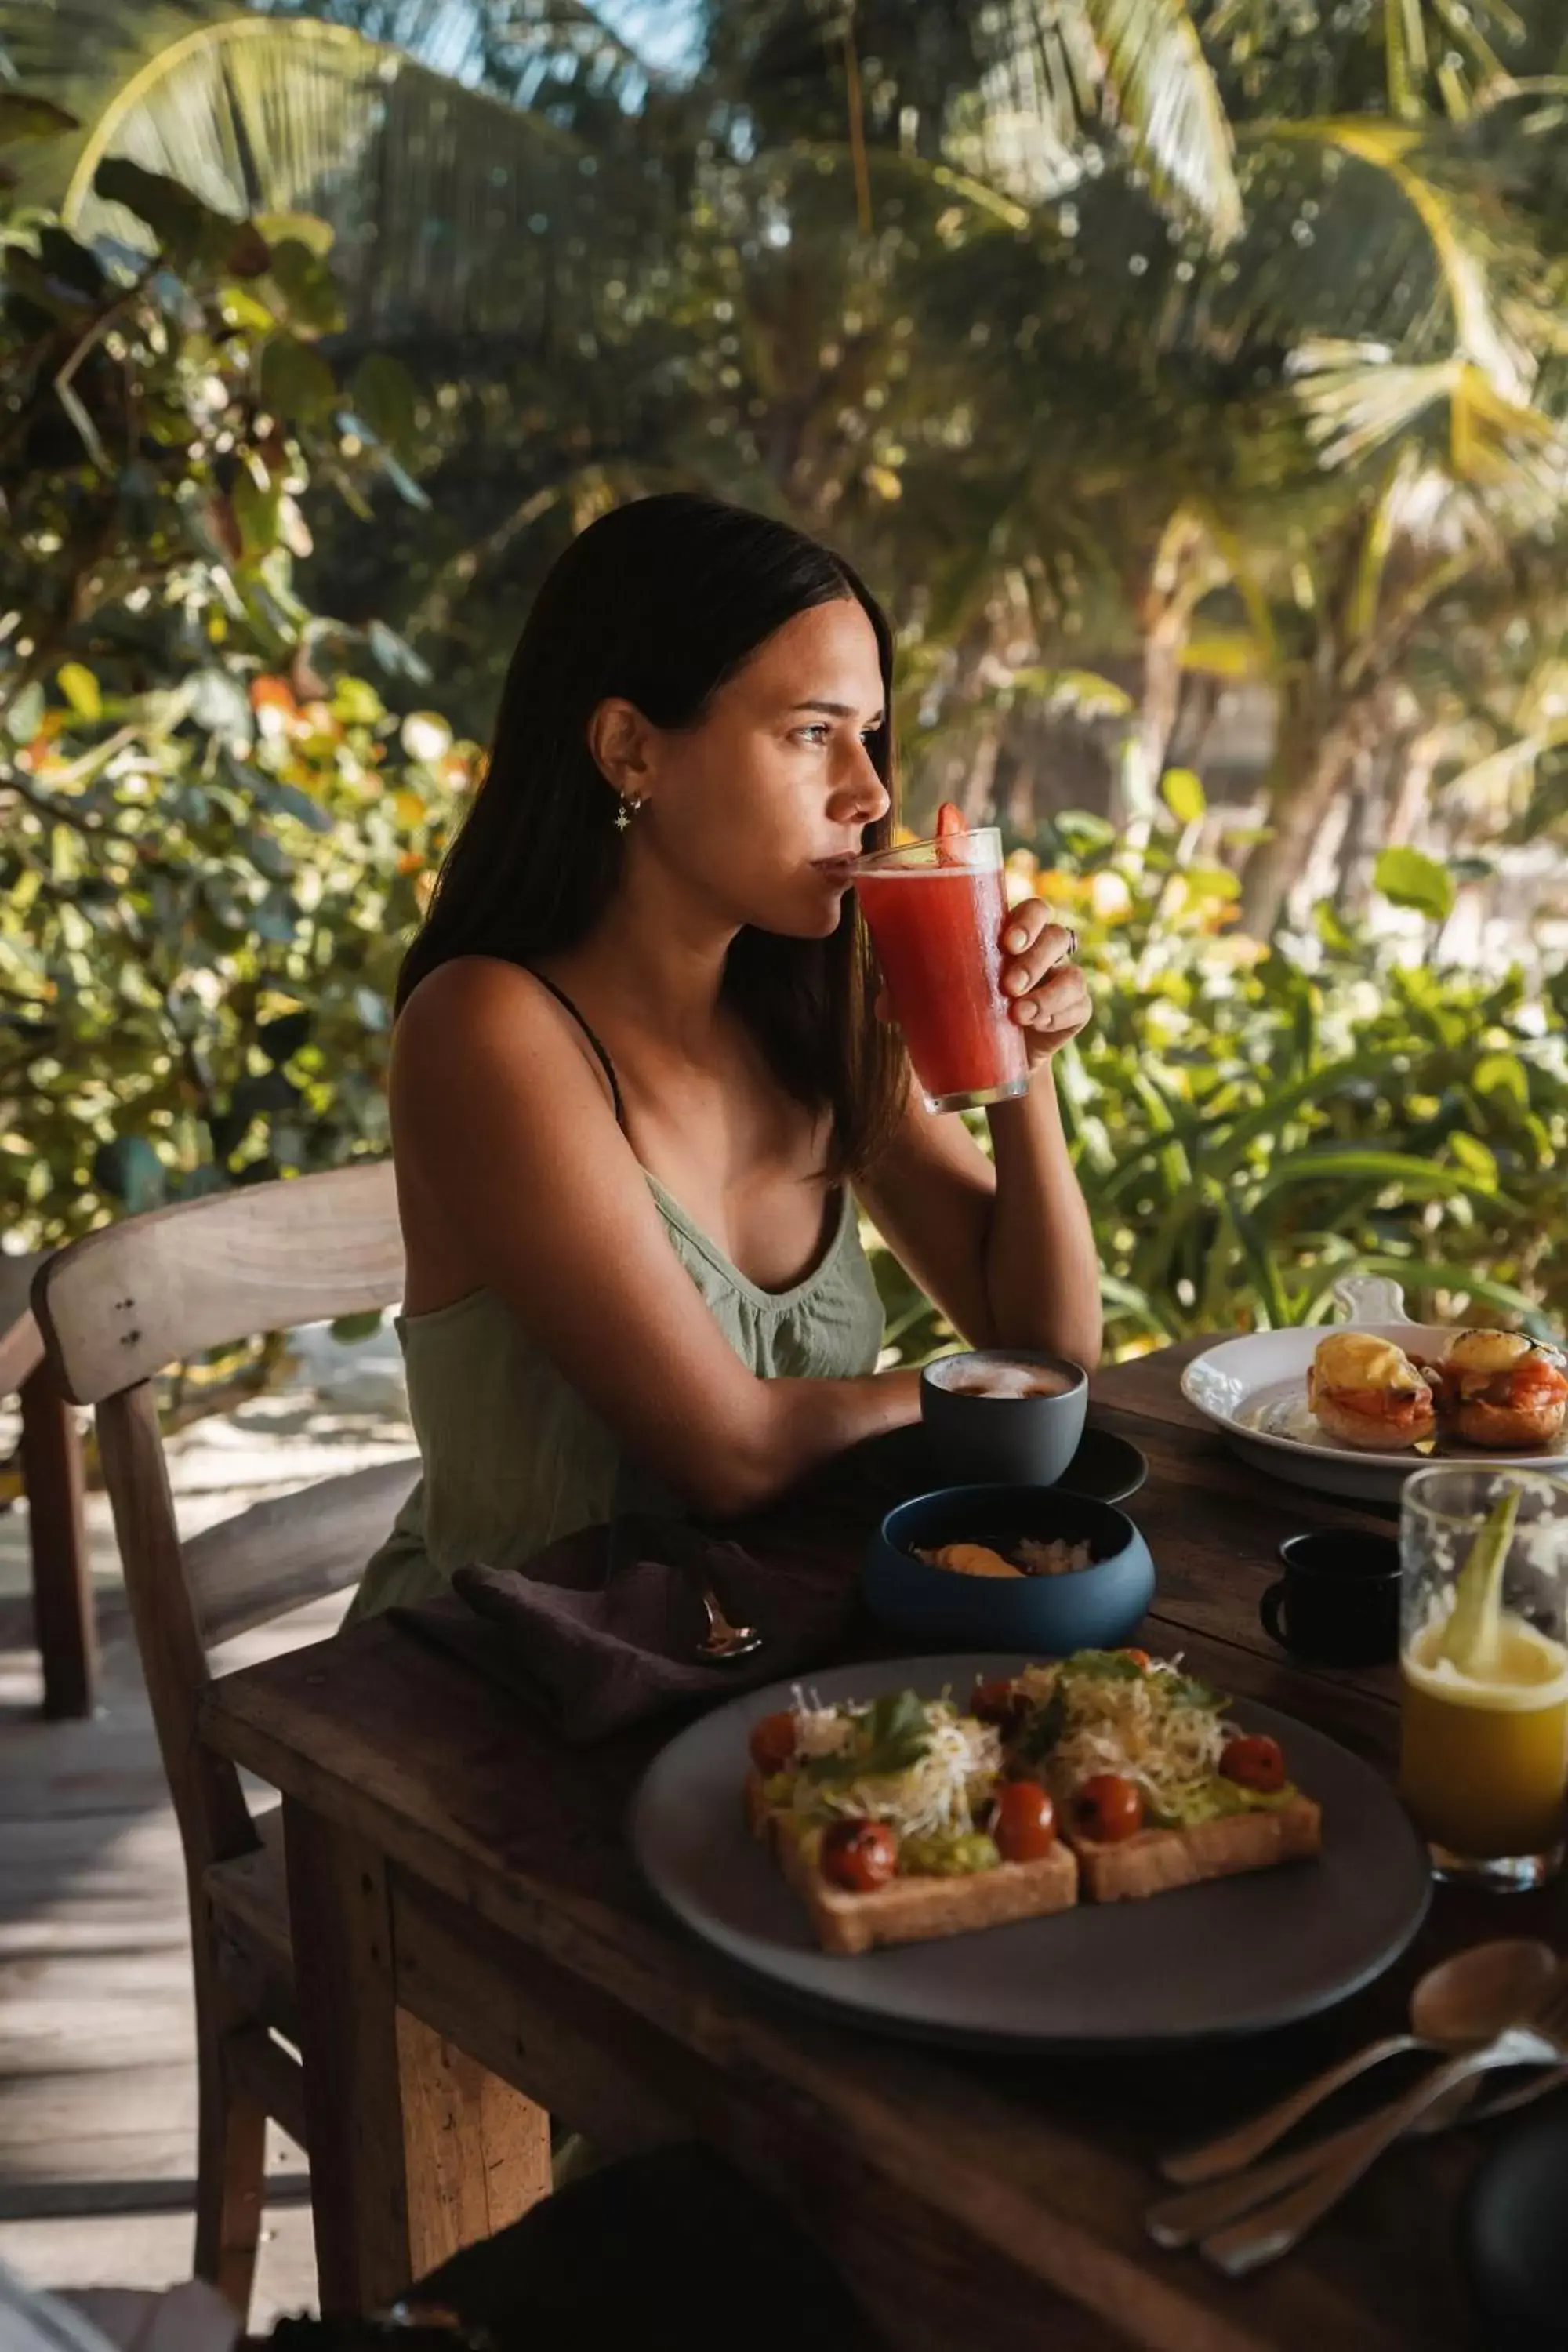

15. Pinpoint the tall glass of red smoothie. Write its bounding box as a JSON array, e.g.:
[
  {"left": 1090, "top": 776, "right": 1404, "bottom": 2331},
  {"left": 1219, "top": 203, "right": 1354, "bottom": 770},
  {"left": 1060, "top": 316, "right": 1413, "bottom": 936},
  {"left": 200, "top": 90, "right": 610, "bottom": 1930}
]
[{"left": 851, "top": 826, "right": 1030, "bottom": 1113}]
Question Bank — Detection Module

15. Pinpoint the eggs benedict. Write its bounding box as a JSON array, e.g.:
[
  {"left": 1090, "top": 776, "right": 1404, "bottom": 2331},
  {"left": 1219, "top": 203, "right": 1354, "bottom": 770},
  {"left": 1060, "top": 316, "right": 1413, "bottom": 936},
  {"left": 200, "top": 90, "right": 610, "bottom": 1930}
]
[
  {"left": 1433, "top": 1330, "right": 1568, "bottom": 1449},
  {"left": 1307, "top": 1332, "right": 1436, "bottom": 1451}
]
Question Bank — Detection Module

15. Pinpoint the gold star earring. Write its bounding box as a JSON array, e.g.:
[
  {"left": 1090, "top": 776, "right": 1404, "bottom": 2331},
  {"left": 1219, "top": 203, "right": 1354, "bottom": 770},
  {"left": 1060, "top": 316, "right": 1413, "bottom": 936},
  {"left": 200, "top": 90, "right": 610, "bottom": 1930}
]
[{"left": 615, "top": 794, "right": 643, "bottom": 832}]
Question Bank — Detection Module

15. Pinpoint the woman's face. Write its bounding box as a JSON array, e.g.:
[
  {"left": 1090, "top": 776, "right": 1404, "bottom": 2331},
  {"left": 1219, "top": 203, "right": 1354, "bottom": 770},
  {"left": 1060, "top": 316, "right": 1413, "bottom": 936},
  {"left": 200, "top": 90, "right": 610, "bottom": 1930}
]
[{"left": 594, "top": 597, "right": 891, "bottom": 939}]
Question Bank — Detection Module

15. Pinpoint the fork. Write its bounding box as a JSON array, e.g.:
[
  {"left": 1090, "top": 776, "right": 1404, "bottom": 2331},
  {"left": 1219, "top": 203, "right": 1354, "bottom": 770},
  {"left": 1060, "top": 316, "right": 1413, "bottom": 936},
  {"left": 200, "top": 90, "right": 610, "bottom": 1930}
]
[
  {"left": 1158, "top": 2023, "right": 1450, "bottom": 2187},
  {"left": 1198, "top": 1966, "right": 1568, "bottom": 2277},
  {"left": 1147, "top": 2062, "right": 1568, "bottom": 2249}
]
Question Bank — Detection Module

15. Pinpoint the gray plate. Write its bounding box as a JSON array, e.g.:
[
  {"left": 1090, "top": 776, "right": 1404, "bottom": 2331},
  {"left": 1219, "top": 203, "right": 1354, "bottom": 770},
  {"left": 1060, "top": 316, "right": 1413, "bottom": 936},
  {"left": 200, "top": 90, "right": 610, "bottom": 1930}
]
[{"left": 630, "top": 1653, "right": 1432, "bottom": 2053}]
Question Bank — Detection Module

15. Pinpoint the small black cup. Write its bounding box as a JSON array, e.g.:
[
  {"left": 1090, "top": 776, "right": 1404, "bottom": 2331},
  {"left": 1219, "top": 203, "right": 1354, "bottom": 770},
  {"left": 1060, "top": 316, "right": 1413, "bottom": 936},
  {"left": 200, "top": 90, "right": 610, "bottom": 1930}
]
[{"left": 1259, "top": 1530, "right": 1401, "bottom": 1668}]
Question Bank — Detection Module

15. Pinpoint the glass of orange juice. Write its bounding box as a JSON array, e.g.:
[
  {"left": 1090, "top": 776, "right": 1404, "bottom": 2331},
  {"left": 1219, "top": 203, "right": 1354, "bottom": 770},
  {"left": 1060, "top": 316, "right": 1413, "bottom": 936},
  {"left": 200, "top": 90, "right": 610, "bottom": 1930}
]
[{"left": 1399, "top": 1466, "right": 1568, "bottom": 1890}]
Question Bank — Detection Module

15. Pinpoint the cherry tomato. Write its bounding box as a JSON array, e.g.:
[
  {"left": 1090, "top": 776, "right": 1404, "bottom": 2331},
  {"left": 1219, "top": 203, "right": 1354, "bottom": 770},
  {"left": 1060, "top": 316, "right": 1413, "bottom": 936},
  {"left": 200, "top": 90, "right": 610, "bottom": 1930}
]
[
  {"left": 1220, "top": 1734, "right": 1287, "bottom": 1794},
  {"left": 820, "top": 1819, "right": 898, "bottom": 1893},
  {"left": 1121, "top": 1649, "right": 1152, "bottom": 1670},
  {"left": 747, "top": 1711, "right": 798, "bottom": 1777},
  {"left": 1075, "top": 1774, "right": 1144, "bottom": 1843},
  {"left": 992, "top": 1780, "right": 1057, "bottom": 1862},
  {"left": 970, "top": 1676, "right": 1019, "bottom": 1725}
]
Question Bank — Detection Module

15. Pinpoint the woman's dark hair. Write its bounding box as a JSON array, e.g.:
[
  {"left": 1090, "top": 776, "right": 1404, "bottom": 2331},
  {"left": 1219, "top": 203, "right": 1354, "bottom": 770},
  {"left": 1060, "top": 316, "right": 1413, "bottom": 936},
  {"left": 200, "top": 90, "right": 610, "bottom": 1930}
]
[{"left": 399, "top": 491, "right": 906, "bottom": 1176}]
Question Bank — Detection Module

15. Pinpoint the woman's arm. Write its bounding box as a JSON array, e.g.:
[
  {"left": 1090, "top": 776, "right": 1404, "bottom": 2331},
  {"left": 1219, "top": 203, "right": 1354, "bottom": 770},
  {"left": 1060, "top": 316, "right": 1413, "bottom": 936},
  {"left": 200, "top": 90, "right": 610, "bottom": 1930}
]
[
  {"left": 855, "top": 912, "right": 1102, "bottom": 1367},
  {"left": 391, "top": 960, "right": 920, "bottom": 1520}
]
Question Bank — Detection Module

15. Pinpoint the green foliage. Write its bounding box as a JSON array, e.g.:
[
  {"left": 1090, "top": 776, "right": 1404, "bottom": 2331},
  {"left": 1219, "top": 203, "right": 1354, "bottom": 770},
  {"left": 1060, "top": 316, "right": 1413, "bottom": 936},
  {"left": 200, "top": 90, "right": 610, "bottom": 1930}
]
[
  {"left": 1374, "top": 846, "right": 1457, "bottom": 923},
  {"left": 0, "top": 169, "right": 471, "bottom": 1243},
  {"left": 871, "top": 818, "right": 1568, "bottom": 1366},
  {"left": 15, "top": 0, "right": 1559, "bottom": 919},
  {"left": 1160, "top": 768, "right": 1207, "bottom": 826},
  {"left": 5, "top": 4, "right": 1568, "bottom": 1374}
]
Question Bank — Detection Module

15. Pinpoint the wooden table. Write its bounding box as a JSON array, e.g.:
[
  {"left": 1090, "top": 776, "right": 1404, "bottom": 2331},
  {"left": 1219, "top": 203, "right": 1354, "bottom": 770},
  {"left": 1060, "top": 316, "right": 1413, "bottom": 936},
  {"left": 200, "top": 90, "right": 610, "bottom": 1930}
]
[
  {"left": 199, "top": 1345, "right": 1566, "bottom": 2350},
  {"left": 2, "top": 1250, "right": 94, "bottom": 1719}
]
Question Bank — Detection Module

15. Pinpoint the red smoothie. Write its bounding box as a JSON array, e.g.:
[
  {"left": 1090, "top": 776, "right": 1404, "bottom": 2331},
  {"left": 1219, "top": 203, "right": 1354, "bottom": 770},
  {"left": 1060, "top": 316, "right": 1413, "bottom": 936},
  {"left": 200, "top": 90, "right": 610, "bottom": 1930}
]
[{"left": 854, "top": 841, "right": 1029, "bottom": 1111}]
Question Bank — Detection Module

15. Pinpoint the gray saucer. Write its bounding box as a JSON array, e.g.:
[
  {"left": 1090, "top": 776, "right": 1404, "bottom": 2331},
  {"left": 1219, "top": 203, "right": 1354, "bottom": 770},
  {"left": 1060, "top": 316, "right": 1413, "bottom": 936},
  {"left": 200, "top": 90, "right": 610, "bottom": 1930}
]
[
  {"left": 1057, "top": 1426, "right": 1147, "bottom": 1506},
  {"left": 630, "top": 1653, "right": 1431, "bottom": 2053}
]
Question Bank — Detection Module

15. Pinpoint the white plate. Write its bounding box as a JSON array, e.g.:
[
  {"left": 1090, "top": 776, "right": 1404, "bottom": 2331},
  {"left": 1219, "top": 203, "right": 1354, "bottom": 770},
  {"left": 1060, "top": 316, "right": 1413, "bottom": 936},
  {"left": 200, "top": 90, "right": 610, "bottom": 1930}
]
[{"left": 1182, "top": 1276, "right": 1568, "bottom": 1505}]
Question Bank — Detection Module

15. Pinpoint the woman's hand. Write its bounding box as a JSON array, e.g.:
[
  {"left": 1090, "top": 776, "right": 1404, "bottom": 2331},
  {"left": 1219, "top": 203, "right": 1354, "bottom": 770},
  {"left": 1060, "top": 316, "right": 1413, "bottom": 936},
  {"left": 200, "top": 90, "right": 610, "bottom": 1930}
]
[{"left": 998, "top": 902, "right": 1091, "bottom": 1058}]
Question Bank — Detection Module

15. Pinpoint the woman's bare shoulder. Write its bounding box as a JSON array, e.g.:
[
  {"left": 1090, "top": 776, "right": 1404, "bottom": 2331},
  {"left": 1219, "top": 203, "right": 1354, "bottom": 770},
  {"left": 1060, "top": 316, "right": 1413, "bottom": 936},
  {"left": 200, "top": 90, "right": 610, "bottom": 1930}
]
[
  {"left": 397, "top": 952, "right": 550, "bottom": 1030},
  {"left": 392, "top": 956, "right": 612, "bottom": 1123}
]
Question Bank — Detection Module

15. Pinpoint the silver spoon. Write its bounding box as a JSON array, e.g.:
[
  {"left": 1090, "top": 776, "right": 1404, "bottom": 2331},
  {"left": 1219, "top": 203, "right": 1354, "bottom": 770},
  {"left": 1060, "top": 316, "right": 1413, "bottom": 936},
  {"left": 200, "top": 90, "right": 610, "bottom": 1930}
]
[
  {"left": 695, "top": 1584, "right": 763, "bottom": 1663},
  {"left": 1160, "top": 1937, "right": 1558, "bottom": 2187},
  {"left": 1203, "top": 1963, "right": 1568, "bottom": 2276}
]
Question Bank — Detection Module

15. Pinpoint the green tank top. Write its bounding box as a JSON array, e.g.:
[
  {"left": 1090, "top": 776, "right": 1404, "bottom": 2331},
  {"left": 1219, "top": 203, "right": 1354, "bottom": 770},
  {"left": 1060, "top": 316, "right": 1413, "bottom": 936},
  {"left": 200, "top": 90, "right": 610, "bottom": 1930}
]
[{"left": 348, "top": 982, "right": 885, "bottom": 1623}]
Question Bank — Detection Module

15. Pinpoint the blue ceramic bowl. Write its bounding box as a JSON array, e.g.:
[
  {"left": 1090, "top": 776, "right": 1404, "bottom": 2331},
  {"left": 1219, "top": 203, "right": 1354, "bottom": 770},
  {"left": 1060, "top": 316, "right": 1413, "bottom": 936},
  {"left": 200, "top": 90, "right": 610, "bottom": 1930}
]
[{"left": 864, "top": 1484, "right": 1156, "bottom": 1652}]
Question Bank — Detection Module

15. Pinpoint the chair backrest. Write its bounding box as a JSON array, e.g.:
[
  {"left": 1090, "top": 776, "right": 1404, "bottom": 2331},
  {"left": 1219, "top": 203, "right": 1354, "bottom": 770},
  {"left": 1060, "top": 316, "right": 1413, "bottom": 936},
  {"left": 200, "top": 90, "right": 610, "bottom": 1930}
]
[{"left": 33, "top": 1163, "right": 405, "bottom": 1875}]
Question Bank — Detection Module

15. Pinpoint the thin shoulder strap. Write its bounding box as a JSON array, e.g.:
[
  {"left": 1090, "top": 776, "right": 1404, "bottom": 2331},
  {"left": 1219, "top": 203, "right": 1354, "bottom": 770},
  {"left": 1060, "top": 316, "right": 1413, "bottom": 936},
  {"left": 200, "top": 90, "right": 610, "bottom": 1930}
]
[{"left": 528, "top": 971, "right": 626, "bottom": 1130}]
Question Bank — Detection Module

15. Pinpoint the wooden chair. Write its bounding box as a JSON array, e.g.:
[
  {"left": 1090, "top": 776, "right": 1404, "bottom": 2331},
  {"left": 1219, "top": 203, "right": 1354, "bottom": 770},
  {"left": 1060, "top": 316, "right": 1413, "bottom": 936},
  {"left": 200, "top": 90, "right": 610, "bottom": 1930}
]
[
  {"left": 31, "top": 1164, "right": 417, "bottom": 2318},
  {"left": 2, "top": 1247, "right": 95, "bottom": 1717}
]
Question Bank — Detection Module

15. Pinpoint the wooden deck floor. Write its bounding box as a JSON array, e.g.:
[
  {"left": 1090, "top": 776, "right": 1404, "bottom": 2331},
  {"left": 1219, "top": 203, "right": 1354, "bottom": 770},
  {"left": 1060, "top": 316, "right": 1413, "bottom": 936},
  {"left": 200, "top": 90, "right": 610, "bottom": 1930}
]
[
  {"left": 0, "top": 1583, "right": 333, "bottom": 2322},
  {"left": 0, "top": 1331, "right": 420, "bottom": 2321}
]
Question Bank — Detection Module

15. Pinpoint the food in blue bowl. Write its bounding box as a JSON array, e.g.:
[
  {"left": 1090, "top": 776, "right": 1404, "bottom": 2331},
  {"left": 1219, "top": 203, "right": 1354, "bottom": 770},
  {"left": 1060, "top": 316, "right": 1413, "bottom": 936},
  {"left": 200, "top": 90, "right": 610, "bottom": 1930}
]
[{"left": 864, "top": 1484, "right": 1156, "bottom": 1651}]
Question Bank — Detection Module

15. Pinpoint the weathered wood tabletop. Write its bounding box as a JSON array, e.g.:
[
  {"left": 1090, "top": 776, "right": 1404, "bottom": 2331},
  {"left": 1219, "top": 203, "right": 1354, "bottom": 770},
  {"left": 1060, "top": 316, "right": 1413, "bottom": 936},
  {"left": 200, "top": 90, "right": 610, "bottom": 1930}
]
[{"left": 198, "top": 1343, "right": 1566, "bottom": 2351}]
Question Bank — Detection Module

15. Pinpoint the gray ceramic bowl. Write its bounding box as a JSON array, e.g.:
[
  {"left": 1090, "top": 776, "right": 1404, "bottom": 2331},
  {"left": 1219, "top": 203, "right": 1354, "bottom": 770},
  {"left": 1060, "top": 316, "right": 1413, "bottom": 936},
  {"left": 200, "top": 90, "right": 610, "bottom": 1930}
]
[{"left": 920, "top": 1348, "right": 1088, "bottom": 1486}]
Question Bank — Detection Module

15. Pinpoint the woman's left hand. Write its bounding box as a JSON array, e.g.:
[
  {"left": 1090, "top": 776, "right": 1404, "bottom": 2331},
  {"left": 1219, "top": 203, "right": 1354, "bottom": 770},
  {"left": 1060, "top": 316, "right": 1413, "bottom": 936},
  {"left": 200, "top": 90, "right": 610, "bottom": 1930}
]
[{"left": 999, "top": 902, "right": 1091, "bottom": 1059}]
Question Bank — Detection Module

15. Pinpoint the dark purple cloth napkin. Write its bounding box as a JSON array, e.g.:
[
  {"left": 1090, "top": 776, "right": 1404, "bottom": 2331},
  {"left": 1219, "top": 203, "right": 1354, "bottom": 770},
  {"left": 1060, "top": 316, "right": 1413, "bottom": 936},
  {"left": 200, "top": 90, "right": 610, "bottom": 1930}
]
[{"left": 387, "top": 1425, "right": 930, "bottom": 1744}]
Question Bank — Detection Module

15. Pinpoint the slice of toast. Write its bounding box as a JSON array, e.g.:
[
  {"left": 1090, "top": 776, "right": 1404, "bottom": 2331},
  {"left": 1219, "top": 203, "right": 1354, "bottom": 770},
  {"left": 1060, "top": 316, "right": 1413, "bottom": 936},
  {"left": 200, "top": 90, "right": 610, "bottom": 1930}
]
[
  {"left": 746, "top": 1770, "right": 1080, "bottom": 1956},
  {"left": 1069, "top": 1794, "right": 1322, "bottom": 1904}
]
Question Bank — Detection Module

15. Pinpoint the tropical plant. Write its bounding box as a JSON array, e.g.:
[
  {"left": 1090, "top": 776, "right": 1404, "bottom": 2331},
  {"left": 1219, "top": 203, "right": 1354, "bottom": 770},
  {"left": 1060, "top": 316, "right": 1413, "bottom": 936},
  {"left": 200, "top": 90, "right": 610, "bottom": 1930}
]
[
  {"left": 0, "top": 0, "right": 671, "bottom": 343},
  {"left": 875, "top": 786, "right": 1568, "bottom": 1367},
  {"left": 14, "top": 0, "right": 1566, "bottom": 930},
  {"left": 0, "top": 139, "right": 471, "bottom": 1243},
  {"left": 5, "top": 0, "right": 1568, "bottom": 1362}
]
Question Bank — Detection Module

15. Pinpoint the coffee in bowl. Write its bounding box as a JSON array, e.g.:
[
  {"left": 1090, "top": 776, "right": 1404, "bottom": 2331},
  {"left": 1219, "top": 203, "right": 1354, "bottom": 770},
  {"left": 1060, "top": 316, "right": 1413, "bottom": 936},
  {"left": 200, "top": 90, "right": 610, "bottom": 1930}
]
[
  {"left": 920, "top": 1348, "right": 1088, "bottom": 1486},
  {"left": 932, "top": 1360, "right": 1077, "bottom": 1401}
]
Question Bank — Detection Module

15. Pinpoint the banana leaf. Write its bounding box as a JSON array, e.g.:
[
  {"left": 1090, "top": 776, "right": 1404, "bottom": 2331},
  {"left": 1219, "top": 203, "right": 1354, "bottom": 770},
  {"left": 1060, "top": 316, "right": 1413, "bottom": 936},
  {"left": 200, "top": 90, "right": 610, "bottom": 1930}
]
[{"left": 1251, "top": 1149, "right": 1523, "bottom": 1217}]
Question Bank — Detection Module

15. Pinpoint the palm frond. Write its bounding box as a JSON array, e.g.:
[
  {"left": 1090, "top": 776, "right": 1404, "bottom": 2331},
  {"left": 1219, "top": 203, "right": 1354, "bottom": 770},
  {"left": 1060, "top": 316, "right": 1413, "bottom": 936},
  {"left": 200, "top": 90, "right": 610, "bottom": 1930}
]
[
  {"left": 258, "top": 0, "right": 658, "bottom": 96},
  {"left": 1385, "top": 0, "right": 1429, "bottom": 122},
  {"left": 1446, "top": 721, "right": 1568, "bottom": 815},
  {"left": 1209, "top": 0, "right": 1526, "bottom": 121},
  {"left": 0, "top": 1, "right": 667, "bottom": 343},
  {"left": 1254, "top": 119, "right": 1535, "bottom": 397},
  {"left": 945, "top": 0, "right": 1240, "bottom": 245},
  {"left": 1287, "top": 339, "right": 1568, "bottom": 508},
  {"left": 1443, "top": 651, "right": 1568, "bottom": 823},
  {"left": 1087, "top": 0, "right": 1240, "bottom": 241},
  {"left": 940, "top": 4, "right": 1093, "bottom": 210}
]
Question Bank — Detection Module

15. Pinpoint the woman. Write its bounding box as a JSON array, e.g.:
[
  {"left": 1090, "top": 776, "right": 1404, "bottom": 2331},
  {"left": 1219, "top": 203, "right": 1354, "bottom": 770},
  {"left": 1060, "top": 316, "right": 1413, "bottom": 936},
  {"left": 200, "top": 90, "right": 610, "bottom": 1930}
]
[{"left": 353, "top": 492, "right": 1098, "bottom": 1619}]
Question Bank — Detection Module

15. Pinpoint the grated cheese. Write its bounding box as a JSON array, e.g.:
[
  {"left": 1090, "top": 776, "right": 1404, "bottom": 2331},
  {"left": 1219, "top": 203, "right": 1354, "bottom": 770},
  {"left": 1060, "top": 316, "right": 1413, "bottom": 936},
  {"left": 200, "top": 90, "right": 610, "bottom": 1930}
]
[
  {"left": 1017, "top": 1658, "right": 1229, "bottom": 1808},
  {"left": 789, "top": 1686, "right": 857, "bottom": 1761},
  {"left": 786, "top": 1700, "right": 1001, "bottom": 1838}
]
